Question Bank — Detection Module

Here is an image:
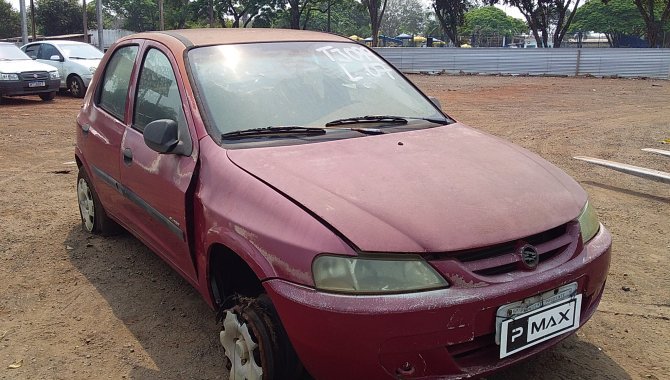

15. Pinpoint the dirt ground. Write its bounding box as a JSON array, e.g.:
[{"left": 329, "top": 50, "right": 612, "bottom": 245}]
[{"left": 0, "top": 75, "right": 668, "bottom": 380}]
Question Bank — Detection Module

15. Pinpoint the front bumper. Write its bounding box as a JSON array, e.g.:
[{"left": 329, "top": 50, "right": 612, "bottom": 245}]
[
  {"left": 265, "top": 225, "right": 612, "bottom": 380},
  {"left": 0, "top": 78, "right": 59, "bottom": 96}
]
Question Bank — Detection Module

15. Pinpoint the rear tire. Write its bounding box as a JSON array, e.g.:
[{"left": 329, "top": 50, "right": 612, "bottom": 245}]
[
  {"left": 39, "top": 92, "right": 56, "bottom": 101},
  {"left": 68, "top": 76, "right": 86, "bottom": 98},
  {"left": 77, "top": 168, "right": 121, "bottom": 235}
]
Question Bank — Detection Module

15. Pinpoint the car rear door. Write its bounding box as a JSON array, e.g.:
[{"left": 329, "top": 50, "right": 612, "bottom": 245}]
[
  {"left": 77, "top": 43, "right": 141, "bottom": 222},
  {"left": 118, "top": 42, "right": 198, "bottom": 282}
]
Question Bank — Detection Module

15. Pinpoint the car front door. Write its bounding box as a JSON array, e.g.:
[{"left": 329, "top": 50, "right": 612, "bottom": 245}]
[
  {"left": 37, "top": 43, "right": 65, "bottom": 86},
  {"left": 119, "top": 44, "right": 198, "bottom": 282}
]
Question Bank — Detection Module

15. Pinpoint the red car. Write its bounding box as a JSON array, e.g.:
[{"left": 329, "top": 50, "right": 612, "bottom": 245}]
[{"left": 75, "top": 29, "right": 611, "bottom": 380}]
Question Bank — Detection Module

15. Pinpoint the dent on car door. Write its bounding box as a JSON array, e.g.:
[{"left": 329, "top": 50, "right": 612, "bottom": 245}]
[
  {"left": 79, "top": 44, "right": 139, "bottom": 222},
  {"left": 119, "top": 46, "right": 198, "bottom": 282}
]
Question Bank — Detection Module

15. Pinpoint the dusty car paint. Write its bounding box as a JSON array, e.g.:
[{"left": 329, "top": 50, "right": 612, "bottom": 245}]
[{"left": 75, "top": 29, "right": 612, "bottom": 380}]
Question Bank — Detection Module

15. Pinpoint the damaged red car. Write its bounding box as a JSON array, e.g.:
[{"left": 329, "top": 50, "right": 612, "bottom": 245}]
[{"left": 74, "top": 29, "right": 611, "bottom": 380}]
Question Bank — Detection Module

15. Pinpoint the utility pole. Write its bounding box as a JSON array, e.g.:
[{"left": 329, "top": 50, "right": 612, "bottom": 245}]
[
  {"left": 83, "top": 0, "right": 88, "bottom": 43},
  {"left": 159, "top": 0, "right": 164, "bottom": 30},
  {"left": 30, "top": 0, "right": 36, "bottom": 41},
  {"left": 96, "top": 0, "right": 103, "bottom": 50},
  {"left": 208, "top": 0, "right": 214, "bottom": 27},
  {"left": 19, "top": 0, "right": 28, "bottom": 45}
]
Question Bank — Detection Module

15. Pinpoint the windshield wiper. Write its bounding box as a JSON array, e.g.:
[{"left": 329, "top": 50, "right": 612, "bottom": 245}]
[
  {"left": 222, "top": 126, "right": 327, "bottom": 140},
  {"left": 326, "top": 115, "right": 408, "bottom": 127}
]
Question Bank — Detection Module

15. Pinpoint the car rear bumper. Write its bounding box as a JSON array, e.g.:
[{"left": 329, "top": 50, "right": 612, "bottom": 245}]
[
  {"left": 0, "top": 79, "right": 59, "bottom": 96},
  {"left": 265, "top": 225, "right": 611, "bottom": 380}
]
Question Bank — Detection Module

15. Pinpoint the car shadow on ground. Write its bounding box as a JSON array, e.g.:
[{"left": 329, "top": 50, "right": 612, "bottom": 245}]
[
  {"left": 64, "top": 226, "right": 630, "bottom": 380},
  {"left": 0, "top": 95, "right": 53, "bottom": 106},
  {"left": 64, "top": 226, "right": 228, "bottom": 380},
  {"left": 489, "top": 335, "right": 632, "bottom": 379}
]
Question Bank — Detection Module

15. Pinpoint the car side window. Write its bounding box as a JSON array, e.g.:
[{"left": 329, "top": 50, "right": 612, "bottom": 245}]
[
  {"left": 38, "top": 44, "right": 59, "bottom": 60},
  {"left": 24, "top": 44, "right": 39, "bottom": 59},
  {"left": 98, "top": 45, "right": 139, "bottom": 121},
  {"left": 133, "top": 48, "right": 186, "bottom": 133}
]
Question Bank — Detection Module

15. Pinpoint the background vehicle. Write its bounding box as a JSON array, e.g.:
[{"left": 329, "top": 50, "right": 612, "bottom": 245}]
[
  {"left": 22, "top": 40, "right": 103, "bottom": 98},
  {"left": 0, "top": 42, "right": 59, "bottom": 103},
  {"left": 75, "top": 29, "right": 611, "bottom": 380}
]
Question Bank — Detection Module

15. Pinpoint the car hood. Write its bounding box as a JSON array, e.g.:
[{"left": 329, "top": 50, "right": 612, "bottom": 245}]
[
  {"left": 226, "top": 123, "right": 587, "bottom": 253},
  {"left": 0, "top": 59, "right": 56, "bottom": 73}
]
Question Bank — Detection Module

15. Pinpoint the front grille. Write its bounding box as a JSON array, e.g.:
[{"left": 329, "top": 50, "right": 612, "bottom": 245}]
[
  {"left": 20, "top": 71, "right": 49, "bottom": 81},
  {"left": 434, "top": 222, "right": 580, "bottom": 278}
]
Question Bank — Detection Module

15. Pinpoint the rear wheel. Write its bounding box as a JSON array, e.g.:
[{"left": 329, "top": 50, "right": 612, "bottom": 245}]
[
  {"left": 219, "top": 295, "right": 303, "bottom": 380},
  {"left": 39, "top": 92, "right": 56, "bottom": 101},
  {"left": 68, "top": 75, "right": 86, "bottom": 98},
  {"left": 77, "top": 168, "right": 120, "bottom": 235}
]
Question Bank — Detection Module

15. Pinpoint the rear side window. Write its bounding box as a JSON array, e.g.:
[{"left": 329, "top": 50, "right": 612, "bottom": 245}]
[
  {"left": 133, "top": 48, "right": 186, "bottom": 132},
  {"left": 98, "top": 45, "right": 138, "bottom": 121}
]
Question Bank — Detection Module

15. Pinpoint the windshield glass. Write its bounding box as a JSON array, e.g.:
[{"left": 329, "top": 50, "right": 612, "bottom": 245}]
[
  {"left": 0, "top": 44, "right": 31, "bottom": 60},
  {"left": 59, "top": 43, "right": 103, "bottom": 59},
  {"left": 188, "top": 42, "right": 445, "bottom": 135}
]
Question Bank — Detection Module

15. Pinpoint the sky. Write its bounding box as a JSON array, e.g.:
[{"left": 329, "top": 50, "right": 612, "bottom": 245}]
[{"left": 8, "top": 0, "right": 525, "bottom": 24}]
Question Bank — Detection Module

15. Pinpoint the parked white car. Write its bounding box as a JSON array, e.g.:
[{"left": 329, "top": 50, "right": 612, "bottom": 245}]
[
  {"left": 0, "top": 42, "right": 60, "bottom": 103},
  {"left": 21, "top": 40, "right": 103, "bottom": 98}
]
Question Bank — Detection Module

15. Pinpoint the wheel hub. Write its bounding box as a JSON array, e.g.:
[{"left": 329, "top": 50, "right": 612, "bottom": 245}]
[
  {"left": 220, "top": 310, "right": 263, "bottom": 380},
  {"left": 77, "top": 178, "right": 95, "bottom": 232}
]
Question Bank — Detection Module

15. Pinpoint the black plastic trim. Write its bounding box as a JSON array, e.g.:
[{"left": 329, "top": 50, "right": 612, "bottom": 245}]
[{"left": 91, "top": 165, "right": 185, "bottom": 240}]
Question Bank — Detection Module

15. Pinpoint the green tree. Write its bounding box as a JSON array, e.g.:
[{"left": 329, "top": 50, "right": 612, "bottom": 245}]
[
  {"left": 462, "top": 6, "right": 526, "bottom": 36},
  {"left": 381, "top": 0, "right": 427, "bottom": 37},
  {"left": 35, "top": 0, "right": 87, "bottom": 36},
  {"left": 361, "top": 0, "right": 389, "bottom": 46},
  {"left": 104, "top": 0, "right": 159, "bottom": 31},
  {"left": 570, "top": 0, "right": 646, "bottom": 46},
  {"left": 487, "top": 0, "right": 581, "bottom": 47},
  {"left": 0, "top": 0, "right": 21, "bottom": 38},
  {"left": 433, "top": 0, "right": 470, "bottom": 46},
  {"left": 625, "top": 0, "right": 670, "bottom": 47}
]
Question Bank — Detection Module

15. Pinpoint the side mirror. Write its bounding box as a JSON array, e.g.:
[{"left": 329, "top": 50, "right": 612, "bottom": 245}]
[
  {"left": 144, "top": 119, "right": 179, "bottom": 153},
  {"left": 50, "top": 55, "right": 63, "bottom": 62},
  {"left": 429, "top": 96, "right": 442, "bottom": 109}
]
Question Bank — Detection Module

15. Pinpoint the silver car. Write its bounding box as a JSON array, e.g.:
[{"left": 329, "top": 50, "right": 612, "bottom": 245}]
[{"left": 21, "top": 40, "right": 103, "bottom": 98}]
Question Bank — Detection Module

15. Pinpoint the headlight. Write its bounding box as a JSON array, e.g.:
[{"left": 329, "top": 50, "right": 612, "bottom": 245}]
[
  {"left": 88, "top": 66, "right": 96, "bottom": 74},
  {"left": 0, "top": 73, "right": 19, "bottom": 81},
  {"left": 578, "top": 201, "right": 600, "bottom": 243},
  {"left": 49, "top": 71, "right": 60, "bottom": 80},
  {"left": 312, "top": 254, "right": 448, "bottom": 294}
]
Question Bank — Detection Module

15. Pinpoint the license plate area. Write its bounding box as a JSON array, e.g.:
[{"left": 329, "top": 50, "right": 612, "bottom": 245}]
[
  {"left": 496, "top": 282, "right": 581, "bottom": 358},
  {"left": 28, "top": 81, "right": 46, "bottom": 88}
]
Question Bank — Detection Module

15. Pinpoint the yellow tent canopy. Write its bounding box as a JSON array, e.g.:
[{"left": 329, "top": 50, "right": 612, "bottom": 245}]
[
  {"left": 413, "top": 36, "right": 427, "bottom": 43},
  {"left": 349, "top": 35, "right": 363, "bottom": 41}
]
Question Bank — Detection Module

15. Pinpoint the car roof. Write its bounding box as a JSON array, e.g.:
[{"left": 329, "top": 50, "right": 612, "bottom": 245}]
[{"left": 124, "top": 28, "right": 351, "bottom": 48}]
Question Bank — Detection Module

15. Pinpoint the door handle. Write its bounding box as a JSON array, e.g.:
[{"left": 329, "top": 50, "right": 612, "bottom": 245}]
[
  {"left": 80, "top": 123, "right": 90, "bottom": 134},
  {"left": 123, "top": 148, "right": 133, "bottom": 165}
]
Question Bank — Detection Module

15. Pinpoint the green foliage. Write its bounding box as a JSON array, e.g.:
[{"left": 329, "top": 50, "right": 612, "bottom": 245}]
[
  {"left": 35, "top": 0, "right": 87, "bottom": 36},
  {"left": 104, "top": 0, "right": 159, "bottom": 31},
  {"left": 433, "top": 0, "right": 470, "bottom": 45},
  {"left": 570, "top": 0, "right": 645, "bottom": 37},
  {"left": 461, "top": 6, "right": 526, "bottom": 37},
  {"left": 0, "top": 0, "right": 21, "bottom": 38},
  {"left": 381, "top": 0, "right": 427, "bottom": 37}
]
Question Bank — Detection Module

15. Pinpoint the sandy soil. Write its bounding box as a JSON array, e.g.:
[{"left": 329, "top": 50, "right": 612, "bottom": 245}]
[{"left": 0, "top": 76, "right": 668, "bottom": 380}]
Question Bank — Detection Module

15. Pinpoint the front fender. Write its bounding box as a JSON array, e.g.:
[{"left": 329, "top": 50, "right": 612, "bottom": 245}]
[{"left": 193, "top": 137, "right": 356, "bottom": 306}]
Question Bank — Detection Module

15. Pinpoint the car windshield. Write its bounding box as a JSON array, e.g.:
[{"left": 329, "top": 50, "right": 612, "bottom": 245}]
[
  {"left": 0, "top": 44, "right": 31, "bottom": 60},
  {"left": 188, "top": 41, "right": 446, "bottom": 136},
  {"left": 59, "top": 43, "right": 103, "bottom": 59}
]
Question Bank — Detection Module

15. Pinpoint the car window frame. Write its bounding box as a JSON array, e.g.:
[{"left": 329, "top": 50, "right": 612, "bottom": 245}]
[
  {"left": 131, "top": 47, "right": 187, "bottom": 134},
  {"left": 94, "top": 43, "right": 141, "bottom": 123},
  {"left": 23, "top": 43, "right": 40, "bottom": 59},
  {"left": 125, "top": 41, "right": 195, "bottom": 156}
]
